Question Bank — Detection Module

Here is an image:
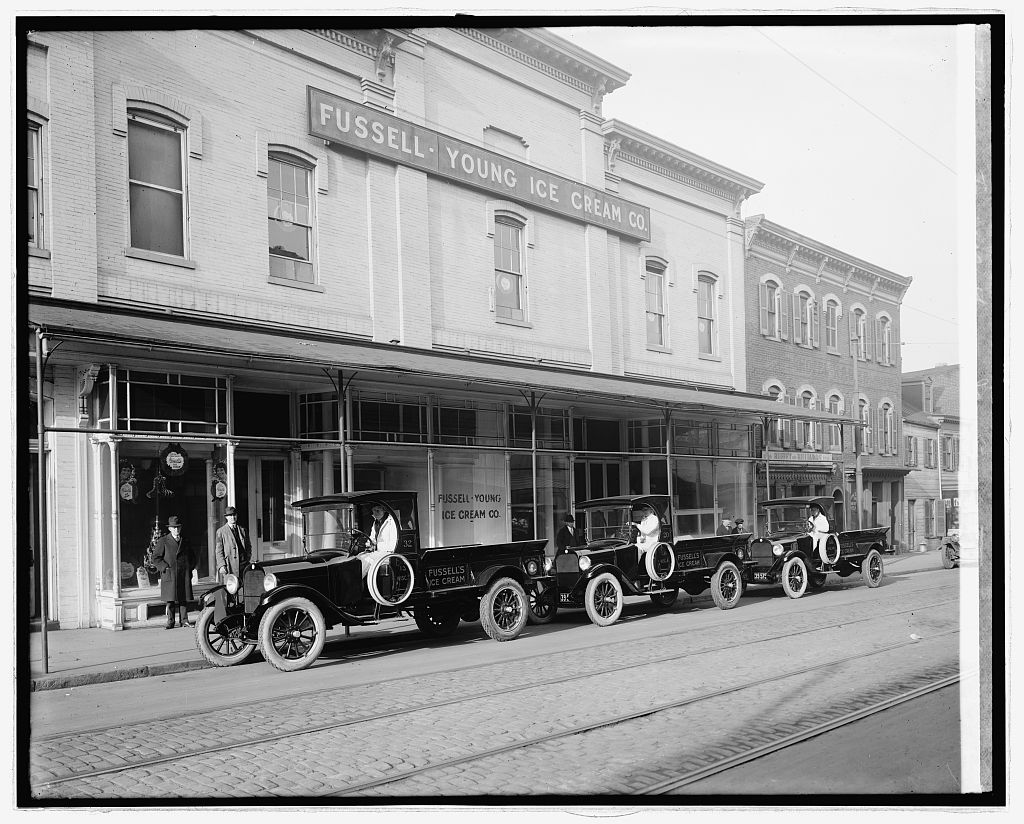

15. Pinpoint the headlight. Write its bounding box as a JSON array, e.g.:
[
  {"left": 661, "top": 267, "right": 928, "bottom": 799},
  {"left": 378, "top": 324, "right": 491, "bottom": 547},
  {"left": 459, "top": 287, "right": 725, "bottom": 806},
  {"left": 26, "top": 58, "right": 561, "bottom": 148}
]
[
  {"left": 578, "top": 555, "right": 592, "bottom": 571},
  {"left": 737, "top": 546, "right": 746, "bottom": 560},
  {"left": 263, "top": 572, "right": 278, "bottom": 592},
  {"left": 224, "top": 573, "right": 240, "bottom": 595},
  {"left": 526, "top": 559, "right": 539, "bottom": 575},
  {"left": 772, "top": 543, "right": 784, "bottom": 557},
  {"left": 543, "top": 557, "right": 553, "bottom": 573}
]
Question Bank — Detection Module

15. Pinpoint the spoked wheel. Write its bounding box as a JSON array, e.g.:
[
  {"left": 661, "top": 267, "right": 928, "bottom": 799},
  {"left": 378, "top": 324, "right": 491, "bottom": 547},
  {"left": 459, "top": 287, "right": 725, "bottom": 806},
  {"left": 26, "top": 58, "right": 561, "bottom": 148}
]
[
  {"left": 710, "top": 561, "right": 744, "bottom": 610},
  {"left": 648, "top": 589, "right": 679, "bottom": 611},
  {"left": 479, "top": 577, "right": 529, "bottom": 641},
  {"left": 527, "top": 582, "right": 558, "bottom": 624},
  {"left": 414, "top": 604, "right": 461, "bottom": 637},
  {"left": 942, "top": 544, "right": 958, "bottom": 569},
  {"left": 195, "top": 606, "right": 257, "bottom": 667},
  {"left": 781, "top": 556, "right": 809, "bottom": 599},
  {"left": 584, "top": 572, "right": 623, "bottom": 627},
  {"left": 257, "top": 597, "right": 326, "bottom": 672},
  {"left": 861, "top": 549, "right": 884, "bottom": 588}
]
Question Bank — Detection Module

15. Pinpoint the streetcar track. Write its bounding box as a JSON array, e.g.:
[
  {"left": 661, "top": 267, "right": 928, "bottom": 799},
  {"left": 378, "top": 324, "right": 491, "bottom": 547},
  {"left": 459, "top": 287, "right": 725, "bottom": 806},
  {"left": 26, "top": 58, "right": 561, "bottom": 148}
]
[
  {"left": 323, "top": 630, "right": 960, "bottom": 797},
  {"left": 639, "top": 674, "right": 961, "bottom": 794},
  {"left": 34, "top": 626, "right": 959, "bottom": 795},
  {"left": 32, "top": 581, "right": 957, "bottom": 745}
]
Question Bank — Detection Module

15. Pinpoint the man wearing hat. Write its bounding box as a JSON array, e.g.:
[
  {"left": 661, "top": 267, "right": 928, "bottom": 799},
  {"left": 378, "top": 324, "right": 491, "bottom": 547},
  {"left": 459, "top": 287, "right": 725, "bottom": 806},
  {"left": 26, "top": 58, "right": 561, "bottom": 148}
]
[
  {"left": 152, "top": 515, "right": 197, "bottom": 629},
  {"left": 215, "top": 506, "right": 252, "bottom": 582},
  {"left": 555, "top": 512, "right": 585, "bottom": 554}
]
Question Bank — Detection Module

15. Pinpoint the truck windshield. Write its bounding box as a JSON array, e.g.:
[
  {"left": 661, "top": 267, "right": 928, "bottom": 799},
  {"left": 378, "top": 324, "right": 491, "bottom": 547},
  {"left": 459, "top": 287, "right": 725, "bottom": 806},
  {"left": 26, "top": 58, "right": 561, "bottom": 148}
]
[
  {"left": 766, "top": 506, "right": 810, "bottom": 534},
  {"left": 584, "top": 506, "right": 633, "bottom": 542},
  {"left": 302, "top": 504, "right": 359, "bottom": 553}
]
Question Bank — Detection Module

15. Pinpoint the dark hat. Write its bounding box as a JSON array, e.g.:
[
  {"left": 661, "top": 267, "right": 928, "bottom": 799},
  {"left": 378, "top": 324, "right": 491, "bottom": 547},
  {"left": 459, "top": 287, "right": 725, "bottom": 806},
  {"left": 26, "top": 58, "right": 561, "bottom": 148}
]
[
  {"left": 167, "top": 515, "right": 182, "bottom": 527},
  {"left": 735, "top": 518, "right": 744, "bottom": 525},
  {"left": 563, "top": 513, "right": 575, "bottom": 522},
  {"left": 224, "top": 506, "right": 237, "bottom": 516}
]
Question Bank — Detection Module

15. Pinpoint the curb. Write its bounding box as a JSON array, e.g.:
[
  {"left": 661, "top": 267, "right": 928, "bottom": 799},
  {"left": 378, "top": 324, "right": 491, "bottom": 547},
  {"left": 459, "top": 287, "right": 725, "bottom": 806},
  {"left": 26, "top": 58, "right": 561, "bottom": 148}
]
[{"left": 31, "top": 658, "right": 211, "bottom": 693}]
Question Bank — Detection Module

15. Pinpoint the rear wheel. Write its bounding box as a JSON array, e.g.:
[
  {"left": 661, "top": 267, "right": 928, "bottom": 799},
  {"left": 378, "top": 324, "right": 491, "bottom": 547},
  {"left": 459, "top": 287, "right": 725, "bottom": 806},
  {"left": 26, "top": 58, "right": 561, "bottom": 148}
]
[
  {"left": 480, "top": 577, "right": 529, "bottom": 642},
  {"left": 195, "top": 606, "right": 256, "bottom": 667},
  {"left": 527, "top": 582, "right": 558, "bottom": 624},
  {"left": 781, "top": 557, "right": 809, "bottom": 599},
  {"left": 710, "top": 561, "right": 743, "bottom": 610},
  {"left": 648, "top": 589, "right": 678, "bottom": 610},
  {"left": 414, "top": 604, "right": 461, "bottom": 637},
  {"left": 584, "top": 572, "right": 623, "bottom": 627},
  {"left": 257, "top": 597, "right": 326, "bottom": 672},
  {"left": 862, "top": 549, "right": 884, "bottom": 587}
]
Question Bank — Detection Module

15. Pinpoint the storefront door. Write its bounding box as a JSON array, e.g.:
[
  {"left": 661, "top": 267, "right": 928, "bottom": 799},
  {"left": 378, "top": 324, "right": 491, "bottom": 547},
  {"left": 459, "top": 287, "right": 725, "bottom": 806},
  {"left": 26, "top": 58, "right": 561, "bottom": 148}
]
[{"left": 235, "top": 456, "right": 288, "bottom": 562}]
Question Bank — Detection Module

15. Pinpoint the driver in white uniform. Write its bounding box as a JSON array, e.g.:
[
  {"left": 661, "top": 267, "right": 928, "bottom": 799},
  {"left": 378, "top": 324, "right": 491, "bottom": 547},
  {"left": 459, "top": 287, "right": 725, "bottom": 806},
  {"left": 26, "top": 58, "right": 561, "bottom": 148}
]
[
  {"left": 807, "top": 503, "right": 832, "bottom": 564},
  {"left": 634, "top": 504, "right": 662, "bottom": 558},
  {"left": 358, "top": 503, "right": 398, "bottom": 579}
]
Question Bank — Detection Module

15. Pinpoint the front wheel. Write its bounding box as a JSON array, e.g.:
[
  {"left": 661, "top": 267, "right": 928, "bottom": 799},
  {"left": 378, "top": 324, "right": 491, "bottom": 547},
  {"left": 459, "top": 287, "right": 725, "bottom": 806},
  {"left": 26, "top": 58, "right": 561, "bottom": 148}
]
[
  {"left": 257, "top": 597, "right": 326, "bottom": 672},
  {"left": 584, "top": 572, "right": 623, "bottom": 627},
  {"left": 195, "top": 606, "right": 257, "bottom": 667},
  {"left": 862, "top": 549, "right": 884, "bottom": 588},
  {"left": 414, "top": 604, "right": 461, "bottom": 637},
  {"left": 527, "top": 582, "right": 558, "bottom": 624},
  {"left": 480, "top": 577, "right": 529, "bottom": 642},
  {"left": 710, "top": 561, "right": 744, "bottom": 610},
  {"left": 781, "top": 556, "right": 809, "bottom": 599},
  {"left": 648, "top": 589, "right": 679, "bottom": 610}
]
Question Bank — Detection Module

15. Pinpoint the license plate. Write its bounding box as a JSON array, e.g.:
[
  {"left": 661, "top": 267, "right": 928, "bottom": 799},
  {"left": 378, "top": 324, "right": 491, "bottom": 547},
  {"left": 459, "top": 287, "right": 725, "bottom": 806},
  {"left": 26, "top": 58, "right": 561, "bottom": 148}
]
[
  {"left": 559, "top": 592, "right": 572, "bottom": 604},
  {"left": 753, "top": 572, "right": 770, "bottom": 582}
]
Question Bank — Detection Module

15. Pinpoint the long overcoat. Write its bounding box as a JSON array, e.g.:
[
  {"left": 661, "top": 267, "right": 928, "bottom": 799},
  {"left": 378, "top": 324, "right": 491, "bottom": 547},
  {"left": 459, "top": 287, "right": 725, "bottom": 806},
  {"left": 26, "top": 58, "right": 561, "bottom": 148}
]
[{"left": 153, "top": 532, "right": 196, "bottom": 602}]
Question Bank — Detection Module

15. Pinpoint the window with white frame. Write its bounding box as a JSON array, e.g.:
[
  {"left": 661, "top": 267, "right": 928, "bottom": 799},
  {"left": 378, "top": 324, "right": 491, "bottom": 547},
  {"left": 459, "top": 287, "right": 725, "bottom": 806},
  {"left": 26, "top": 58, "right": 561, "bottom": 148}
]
[
  {"left": 494, "top": 216, "right": 525, "bottom": 321},
  {"left": 645, "top": 259, "right": 667, "bottom": 347},
  {"left": 858, "top": 398, "right": 871, "bottom": 453},
  {"left": 905, "top": 434, "right": 918, "bottom": 466},
  {"left": 27, "top": 122, "right": 43, "bottom": 248},
  {"left": 268, "top": 153, "right": 315, "bottom": 283},
  {"left": 765, "top": 384, "right": 785, "bottom": 447},
  {"left": 827, "top": 393, "right": 843, "bottom": 451},
  {"left": 881, "top": 402, "right": 894, "bottom": 454},
  {"left": 697, "top": 274, "right": 716, "bottom": 355},
  {"left": 877, "top": 316, "right": 893, "bottom": 365},
  {"left": 760, "top": 280, "right": 780, "bottom": 338},
  {"left": 793, "top": 291, "right": 815, "bottom": 347},
  {"left": 795, "top": 389, "right": 816, "bottom": 449},
  {"left": 943, "top": 435, "right": 959, "bottom": 470},
  {"left": 127, "top": 110, "right": 187, "bottom": 257},
  {"left": 852, "top": 308, "right": 867, "bottom": 360},
  {"left": 925, "top": 499, "right": 935, "bottom": 536},
  {"left": 925, "top": 438, "right": 936, "bottom": 468},
  {"left": 825, "top": 299, "right": 839, "bottom": 352}
]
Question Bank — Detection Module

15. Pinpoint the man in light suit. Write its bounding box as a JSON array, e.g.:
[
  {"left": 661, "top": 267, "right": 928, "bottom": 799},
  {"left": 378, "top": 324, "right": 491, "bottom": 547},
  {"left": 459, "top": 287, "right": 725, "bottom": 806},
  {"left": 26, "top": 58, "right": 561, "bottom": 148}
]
[
  {"left": 358, "top": 503, "right": 398, "bottom": 579},
  {"left": 215, "top": 506, "right": 252, "bottom": 581}
]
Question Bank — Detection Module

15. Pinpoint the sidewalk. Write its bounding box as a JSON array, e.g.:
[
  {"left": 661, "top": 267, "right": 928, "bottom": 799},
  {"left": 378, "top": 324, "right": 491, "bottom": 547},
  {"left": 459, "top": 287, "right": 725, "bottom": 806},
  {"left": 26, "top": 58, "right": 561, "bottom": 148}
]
[{"left": 27, "top": 549, "right": 949, "bottom": 693}]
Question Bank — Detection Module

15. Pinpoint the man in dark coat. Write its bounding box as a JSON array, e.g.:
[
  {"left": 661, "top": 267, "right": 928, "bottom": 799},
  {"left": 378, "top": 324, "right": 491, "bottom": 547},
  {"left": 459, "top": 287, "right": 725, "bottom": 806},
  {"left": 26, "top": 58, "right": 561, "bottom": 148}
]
[
  {"left": 153, "top": 515, "right": 196, "bottom": 629},
  {"left": 215, "top": 505, "right": 251, "bottom": 581},
  {"left": 555, "top": 513, "right": 585, "bottom": 554}
]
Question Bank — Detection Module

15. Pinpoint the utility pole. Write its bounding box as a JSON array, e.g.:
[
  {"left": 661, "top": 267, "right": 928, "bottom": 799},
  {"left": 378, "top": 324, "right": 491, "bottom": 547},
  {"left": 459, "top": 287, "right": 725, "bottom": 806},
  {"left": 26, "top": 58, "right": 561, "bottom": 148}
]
[
  {"left": 851, "top": 334, "right": 864, "bottom": 529},
  {"left": 35, "top": 329, "right": 50, "bottom": 674}
]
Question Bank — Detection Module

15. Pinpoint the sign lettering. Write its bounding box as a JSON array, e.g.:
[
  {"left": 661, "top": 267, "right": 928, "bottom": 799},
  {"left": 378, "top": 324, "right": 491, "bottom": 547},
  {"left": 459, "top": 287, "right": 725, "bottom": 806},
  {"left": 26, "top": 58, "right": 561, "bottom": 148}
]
[{"left": 308, "top": 87, "right": 651, "bottom": 241}]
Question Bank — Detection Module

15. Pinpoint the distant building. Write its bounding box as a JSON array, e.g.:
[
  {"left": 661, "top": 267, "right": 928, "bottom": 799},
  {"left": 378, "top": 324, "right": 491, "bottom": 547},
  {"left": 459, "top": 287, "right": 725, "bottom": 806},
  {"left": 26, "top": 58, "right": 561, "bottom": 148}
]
[
  {"left": 902, "top": 364, "right": 961, "bottom": 543},
  {"left": 743, "top": 216, "right": 913, "bottom": 542}
]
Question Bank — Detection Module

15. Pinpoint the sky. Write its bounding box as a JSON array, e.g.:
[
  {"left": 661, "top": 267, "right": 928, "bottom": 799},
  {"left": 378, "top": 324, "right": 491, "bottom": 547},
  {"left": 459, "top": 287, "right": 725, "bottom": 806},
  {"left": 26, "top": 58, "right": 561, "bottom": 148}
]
[{"left": 554, "top": 23, "right": 967, "bottom": 373}]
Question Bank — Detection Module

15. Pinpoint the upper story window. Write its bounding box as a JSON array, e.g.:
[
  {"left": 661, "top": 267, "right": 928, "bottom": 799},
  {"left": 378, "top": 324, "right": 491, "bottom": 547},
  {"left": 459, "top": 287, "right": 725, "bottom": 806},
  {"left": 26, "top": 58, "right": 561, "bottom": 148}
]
[
  {"left": 858, "top": 398, "right": 872, "bottom": 453},
  {"left": 851, "top": 308, "right": 867, "bottom": 360},
  {"left": 105, "top": 369, "right": 227, "bottom": 434},
  {"left": 876, "top": 315, "right": 893, "bottom": 366},
  {"left": 942, "top": 435, "right": 959, "bottom": 470},
  {"left": 765, "top": 383, "right": 785, "bottom": 447},
  {"left": 268, "top": 154, "right": 315, "bottom": 284},
  {"left": 905, "top": 435, "right": 919, "bottom": 466},
  {"left": 697, "top": 274, "right": 716, "bottom": 356},
  {"left": 827, "top": 393, "right": 843, "bottom": 451},
  {"left": 27, "top": 123, "right": 43, "bottom": 248},
  {"left": 924, "top": 438, "right": 936, "bottom": 468},
  {"left": 760, "top": 280, "right": 781, "bottom": 339},
  {"left": 825, "top": 300, "right": 840, "bottom": 352},
  {"left": 793, "top": 291, "right": 817, "bottom": 348},
  {"left": 795, "top": 389, "right": 817, "bottom": 449},
  {"left": 645, "top": 260, "right": 667, "bottom": 348},
  {"left": 494, "top": 216, "right": 525, "bottom": 322},
  {"left": 127, "top": 111, "right": 186, "bottom": 257},
  {"left": 880, "top": 402, "right": 895, "bottom": 455}
]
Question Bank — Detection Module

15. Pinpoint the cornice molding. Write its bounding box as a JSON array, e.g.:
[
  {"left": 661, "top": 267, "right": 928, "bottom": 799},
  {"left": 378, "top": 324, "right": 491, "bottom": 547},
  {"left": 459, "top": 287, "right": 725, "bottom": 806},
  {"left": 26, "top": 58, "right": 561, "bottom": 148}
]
[{"left": 307, "top": 29, "right": 377, "bottom": 59}]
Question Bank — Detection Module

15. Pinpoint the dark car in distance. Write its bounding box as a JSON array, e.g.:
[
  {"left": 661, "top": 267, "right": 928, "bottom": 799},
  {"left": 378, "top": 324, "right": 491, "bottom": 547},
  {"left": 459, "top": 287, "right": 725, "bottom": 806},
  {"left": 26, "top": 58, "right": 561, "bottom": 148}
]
[
  {"left": 747, "top": 496, "right": 888, "bottom": 598},
  {"left": 940, "top": 530, "right": 960, "bottom": 569},
  {"left": 552, "top": 495, "right": 753, "bottom": 627},
  {"left": 195, "top": 490, "right": 551, "bottom": 671}
]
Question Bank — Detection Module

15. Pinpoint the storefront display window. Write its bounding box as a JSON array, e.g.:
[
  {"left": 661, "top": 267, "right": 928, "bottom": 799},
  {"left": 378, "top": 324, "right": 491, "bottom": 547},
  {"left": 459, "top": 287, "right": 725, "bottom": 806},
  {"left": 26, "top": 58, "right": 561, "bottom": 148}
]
[
  {"left": 716, "top": 461, "right": 753, "bottom": 532},
  {"left": 433, "top": 449, "right": 507, "bottom": 546},
  {"left": 672, "top": 457, "right": 714, "bottom": 536},
  {"left": 510, "top": 453, "right": 569, "bottom": 547}
]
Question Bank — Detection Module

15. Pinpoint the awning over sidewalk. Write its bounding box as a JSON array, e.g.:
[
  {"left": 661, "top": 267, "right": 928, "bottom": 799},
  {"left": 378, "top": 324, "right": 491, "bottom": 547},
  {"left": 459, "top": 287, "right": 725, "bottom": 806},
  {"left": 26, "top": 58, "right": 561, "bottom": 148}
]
[{"left": 30, "top": 300, "right": 848, "bottom": 423}]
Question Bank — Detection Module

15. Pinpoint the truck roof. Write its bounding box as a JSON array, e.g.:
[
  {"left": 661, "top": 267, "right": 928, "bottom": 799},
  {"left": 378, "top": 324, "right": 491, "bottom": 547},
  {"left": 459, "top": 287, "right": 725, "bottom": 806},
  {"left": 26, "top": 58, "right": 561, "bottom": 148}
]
[
  {"left": 761, "top": 495, "right": 835, "bottom": 509},
  {"left": 577, "top": 494, "right": 670, "bottom": 508},
  {"left": 291, "top": 490, "right": 417, "bottom": 509}
]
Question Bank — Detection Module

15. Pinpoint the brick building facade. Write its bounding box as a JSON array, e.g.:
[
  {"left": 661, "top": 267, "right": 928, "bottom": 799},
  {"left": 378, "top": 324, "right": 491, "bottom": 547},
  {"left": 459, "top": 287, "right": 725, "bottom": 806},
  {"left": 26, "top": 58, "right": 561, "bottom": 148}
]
[
  {"left": 743, "top": 216, "right": 913, "bottom": 542},
  {"left": 25, "top": 27, "right": 844, "bottom": 629}
]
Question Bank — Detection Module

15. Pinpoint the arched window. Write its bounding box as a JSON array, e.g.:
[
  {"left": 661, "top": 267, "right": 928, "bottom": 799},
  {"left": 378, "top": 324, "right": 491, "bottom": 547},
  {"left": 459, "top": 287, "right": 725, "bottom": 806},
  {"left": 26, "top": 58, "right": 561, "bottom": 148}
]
[
  {"left": 851, "top": 308, "right": 868, "bottom": 360},
  {"left": 494, "top": 215, "right": 526, "bottom": 321},
  {"left": 760, "top": 279, "right": 781, "bottom": 338},
  {"left": 824, "top": 299, "right": 840, "bottom": 352},
  {"left": 826, "top": 392, "right": 843, "bottom": 451},
  {"left": 880, "top": 401, "right": 895, "bottom": 455},
  {"left": 858, "top": 398, "right": 872, "bottom": 453},
  {"left": 27, "top": 120, "right": 44, "bottom": 248},
  {"left": 876, "top": 315, "right": 893, "bottom": 366},
  {"left": 793, "top": 290, "right": 818, "bottom": 348},
  {"left": 268, "top": 152, "right": 315, "bottom": 283}
]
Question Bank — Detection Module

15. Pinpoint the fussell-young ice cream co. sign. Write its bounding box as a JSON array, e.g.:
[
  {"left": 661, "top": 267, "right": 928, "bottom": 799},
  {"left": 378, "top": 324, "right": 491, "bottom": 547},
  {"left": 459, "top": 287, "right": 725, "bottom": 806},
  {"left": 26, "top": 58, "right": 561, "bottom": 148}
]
[{"left": 308, "top": 87, "right": 652, "bottom": 241}]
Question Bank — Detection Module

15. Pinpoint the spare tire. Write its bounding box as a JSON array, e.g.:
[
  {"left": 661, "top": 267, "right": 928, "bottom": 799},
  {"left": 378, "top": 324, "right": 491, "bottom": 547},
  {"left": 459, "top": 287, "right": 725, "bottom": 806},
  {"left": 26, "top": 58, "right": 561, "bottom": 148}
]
[
  {"left": 645, "top": 542, "right": 676, "bottom": 582},
  {"left": 367, "top": 553, "right": 415, "bottom": 606}
]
